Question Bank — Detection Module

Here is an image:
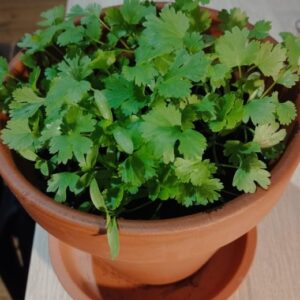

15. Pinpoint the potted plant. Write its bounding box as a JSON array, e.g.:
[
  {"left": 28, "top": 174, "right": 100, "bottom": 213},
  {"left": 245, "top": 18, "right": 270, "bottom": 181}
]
[{"left": 0, "top": 0, "right": 300, "bottom": 298}]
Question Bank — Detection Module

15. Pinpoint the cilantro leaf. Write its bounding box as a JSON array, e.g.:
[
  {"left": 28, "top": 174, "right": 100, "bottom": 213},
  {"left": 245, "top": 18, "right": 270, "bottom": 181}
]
[
  {"left": 9, "top": 87, "right": 44, "bottom": 119},
  {"left": 38, "top": 5, "right": 65, "bottom": 27},
  {"left": 243, "top": 97, "right": 275, "bottom": 125},
  {"left": 118, "top": 155, "right": 145, "bottom": 188},
  {"left": 57, "top": 22, "right": 85, "bottom": 46},
  {"left": 178, "top": 129, "right": 207, "bottom": 159},
  {"left": 113, "top": 127, "right": 134, "bottom": 154},
  {"left": 215, "top": 27, "right": 259, "bottom": 69},
  {"left": 224, "top": 140, "right": 261, "bottom": 165},
  {"left": 140, "top": 105, "right": 182, "bottom": 163},
  {"left": 90, "top": 50, "right": 116, "bottom": 71},
  {"left": 137, "top": 6, "right": 190, "bottom": 60},
  {"left": 253, "top": 123, "right": 286, "bottom": 149},
  {"left": 0, "top": 56, "right": 8, "bottom": 83},
  {"left": 123, "top": 63, "right": 158, "bottom": 86},
  {"left": 276, "top": 69, "right": 299, "bottom": 88},
  {"left": 156, "top": 50, "right": 209, "bottom": 98},
  {"left": 45, "top": 77, "right": 91, "bottom": 119},
  {"left": 103, "top": 74, "right": 145, "bottom": 116},
  {"left": 254, "top": 43, "right": 286, "bottom": 79},
  {"left": 120, "top": 0, "right": 155, "bottom": 25},
  {"left": 275, "top": 101, "right": 297, "bottom": 125},
  {"left": 218, "top": 8, "right": 248, "bottom": 31},
  {"left": 209, "top": 93, "right": 243, "bottom": 132},
  {"left": 47, "top": 172, "right": 80, "bottom": 202},
  {"left": 280, "top": 32, "right": 300, "bottom": 68},
  {"left": 233, "top": 154, "right": 270, "bottom": 193},
  {"left": 249, "top": 20, "right": 271, "bottom": 39},
  {"left": 49, "top": 108, "right": 96, "bottom": 163},
  {"left": 173, "top": 0, "right": 206, "bottom": 12},
  {"left": 57, "top": 55, "right": 92, "bottom": 80},
  {"left": 174, "top": 157, "right": 217, "bottom": 186},
  {"left": 1, "top": 119, "right": 37, "bottom": 151}
]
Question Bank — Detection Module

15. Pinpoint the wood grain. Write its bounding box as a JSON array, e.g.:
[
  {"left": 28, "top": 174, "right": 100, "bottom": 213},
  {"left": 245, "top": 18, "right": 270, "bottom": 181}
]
[
  {"left": 0, "top": 0, "right": 65, "bottom": 44},
  {"left": 25, "top": 0, "right": 300, "bottom": 299}
]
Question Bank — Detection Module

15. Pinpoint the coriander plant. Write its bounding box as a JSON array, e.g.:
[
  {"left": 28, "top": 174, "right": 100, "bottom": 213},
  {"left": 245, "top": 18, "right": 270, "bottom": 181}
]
[{"left": 0, "top": 0, "right": 299, "bottom": 257}]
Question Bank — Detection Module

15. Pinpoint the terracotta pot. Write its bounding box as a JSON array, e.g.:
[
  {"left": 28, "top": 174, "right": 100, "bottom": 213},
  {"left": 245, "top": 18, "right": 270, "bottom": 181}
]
[{"left": 0, "top": 5, "right": 300, "bottom": 292}]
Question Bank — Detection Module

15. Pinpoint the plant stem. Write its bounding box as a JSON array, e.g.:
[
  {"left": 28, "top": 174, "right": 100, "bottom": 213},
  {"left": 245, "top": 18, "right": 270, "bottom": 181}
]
[
  {"left": 222, "top": 190, "right": 239, "bottom": 197},
  {"left": 123, "top": 200, "right": 154, "bottom": 214},
  {"left": 45, "top": 50, "right": 59, "bottom": 63},
  {"left": 238, "top": 65, "right": 242, "bottom": 79},
  {"left": 246, "top": 65, "right": 257, "bottom": 74},
  {"left": 217, "top": 163, "right": 238, "bottom": 169},
  {"left": 244, "top": 126, "right": 248, "bottom": 143},
  {"left": 261, "top": 81, "right": 276, "bottom": 98},
  {"left": 212, "top": 144, "right": 219, "bottom": 164},
  {"left": 151, "top": 202, "right": 163, "bottom": 219},
  {"left": 100, "top": 19, "right": 130, "bottom": 50}
]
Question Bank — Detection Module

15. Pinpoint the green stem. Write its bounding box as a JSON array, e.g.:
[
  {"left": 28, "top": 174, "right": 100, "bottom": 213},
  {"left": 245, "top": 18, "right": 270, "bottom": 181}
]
[
  {"left": 7, "top": 74, "right": 20, "bottom": 82},
  {"left": 151, "top": 202, "right": 163, "bottom": 219},
  {"left": 45, "top": 50, "right": 59, "bottom": 63},
  {"left": 212, "top": 144, "right": 219, "bottom": 164},
  {"left": 246, "top": 65, "right": 257, "bottom": 74},
  {"left": 123, "top": 200, "right": 154, "bottom": 214},
  {"left": 217, "top": 163, "right": 238, "bottom": 169},
  {"left": 261, "top": 81, "right": 276, "bottom": 98},
  {"left": 100, "top": 19, "right": 130, "bottom": 50},
  {"left": 222, "top": 190, "right": 239, "bottom": 197},
  {"left": 238, "top": 65, "right": 242, "bottom": 79}
]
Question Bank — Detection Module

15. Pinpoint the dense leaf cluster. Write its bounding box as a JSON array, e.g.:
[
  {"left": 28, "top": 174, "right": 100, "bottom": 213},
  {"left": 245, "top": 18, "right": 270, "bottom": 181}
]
[{"left": 0, "top": 0, "right": 299, "bottom": 257}]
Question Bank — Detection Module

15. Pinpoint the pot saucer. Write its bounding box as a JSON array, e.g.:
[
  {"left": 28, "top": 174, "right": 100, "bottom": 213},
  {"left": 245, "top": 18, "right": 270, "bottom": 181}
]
[{"left": 49, "top": 228, "right": 257, "bottom": 300}]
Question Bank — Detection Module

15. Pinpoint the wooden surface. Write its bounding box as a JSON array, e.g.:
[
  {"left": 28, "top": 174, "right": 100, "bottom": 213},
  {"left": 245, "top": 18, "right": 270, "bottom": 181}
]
[
  {"left": 25, "top": 0, "right": 300, "bottom": 299},
  {"left": 0, "top": 0, "right": 65, "bottom": 44}
]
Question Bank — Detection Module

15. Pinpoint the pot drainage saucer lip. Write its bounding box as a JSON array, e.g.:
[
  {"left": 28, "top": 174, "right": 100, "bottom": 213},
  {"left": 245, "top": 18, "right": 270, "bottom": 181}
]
[{"left": 49, "top": 228, "right": 257, "bottom": 300}]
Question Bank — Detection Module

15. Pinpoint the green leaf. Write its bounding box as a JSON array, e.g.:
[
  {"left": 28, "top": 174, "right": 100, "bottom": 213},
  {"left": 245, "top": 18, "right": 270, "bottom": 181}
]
[
  {"left": 178, "top": 129, "right": 207, "bottom": 159},
  {"left": 38, "top": 5, "right": 65, "bottom": 26},
  {"left": 10, "top": 87, "right": 44, "bottom": 119},
  {"left": 120, "top": 0, "right": 155, "bottom": 25},
  {"left": 173, "top": 0, "right": 208, "bottom": 12},
  {"left": 46, "top": 77, "right": 91, "bottom": 119},
  {"left": 141, "top": 105, "right": 182, "bottom": 163},
  {"left": 94, "top": 90, "right": 113, "bottom": 121},
  {"left": 1, "top": 119, "right": 37, "bottom": 151},
  {"left": 57, "top": 22, "right": 85, "bottom": 46},
  {"left": 107, "top": 216, "right": 119, "bottom": 259},
  {"left": 0, "top": 56, "right": 8, "bottom": 83},
  {"left": 47, "top": 172, "right": 80, "bottom": 202},
  {"left": 275, "top": 101, "right": 297, "bottom": 125},
  {"left": 104, "top": 74, "right": 145, "bottom": 116},
  {"left": 89, "top": 179, "right": 107, "bottom": 211},
  {"left": 157, "top": 50, "right": 209, "bottom": 98},
  {"left": 249, "top": 20, "right": 271, "bottom": 39},
  {"left": 118, "top": 155, "right": 145, "bottom": 188},
  {"left": 224, "top": 140, "right": 261, "bottom": 165},
  {"left": 218, "top": 8, "right": 248, "bottom": 31},
  {"left": 215, "top": 27, "right": 259, "bottom": 68},
  {"left": 156, "top": 77, "right": 191, "bottom": 98},
  {"left": 113, "top": 127, "right": 134, "bottom": 154},
  {"left": 253, "top": 123, "right": 286, "bottom": 149},
  {"left": 207, "top": 63, "right": 231, "bottom": 90},
  {"left": 254, "top": 42, "right": 286, "bottom": 79},
  {"left": 138, "top": 6, "right": 190, "bottom": 60},
  {"left": 174, "top": 157, "right": 217, "bottom": 186},
  {"left": 233, "top": 154, "right": 270, "bottom": 193},
  {"left": 90, "top": 50, "right": 116, "bottom": 70},
  {"left": 243, "top": 97, "right": 276, "bottom": 125},
  {"left": 276, "top": 69, "right": 299, "bottom": 88},
  {"left": 57, "top": 55, "right": 92, "bottom": 80},
  {"left": 49, "top": 108, "right": 96, "bottom": 163},
  {"left": 209, "top": 93, "right": 243, "bottom": 132},
  {"left": 123, "top": 63, "right": 158, "bottom": 86},
  {"left": 280, "top": 32, "right": 300, "bottom": 68}
]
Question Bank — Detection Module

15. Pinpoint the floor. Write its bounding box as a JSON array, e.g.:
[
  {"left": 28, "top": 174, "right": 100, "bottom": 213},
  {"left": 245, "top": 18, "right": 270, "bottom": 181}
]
[{"left": 0, "top": 0, "right": 65, "bottom": 298}]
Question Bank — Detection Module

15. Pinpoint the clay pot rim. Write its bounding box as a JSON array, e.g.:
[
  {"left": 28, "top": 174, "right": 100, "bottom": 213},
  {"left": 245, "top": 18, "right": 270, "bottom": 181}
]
[{"left": 1, "top": 5, "right": 300, "bottom": 235}]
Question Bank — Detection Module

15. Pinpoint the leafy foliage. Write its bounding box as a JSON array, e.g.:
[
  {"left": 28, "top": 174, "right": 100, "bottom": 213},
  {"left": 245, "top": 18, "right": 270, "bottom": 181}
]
[{"left": 1, "top": 0, "right": 299, "bottom": 258}]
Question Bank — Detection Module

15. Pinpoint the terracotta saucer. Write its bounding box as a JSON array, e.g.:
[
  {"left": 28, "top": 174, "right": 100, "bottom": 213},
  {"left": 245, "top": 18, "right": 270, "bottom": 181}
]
[{"left": 49, "top": 228, "right": 257, "bottom": 300}]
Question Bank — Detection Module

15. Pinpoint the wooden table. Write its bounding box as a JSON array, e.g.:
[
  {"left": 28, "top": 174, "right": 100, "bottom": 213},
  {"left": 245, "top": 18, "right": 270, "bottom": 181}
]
[{"left": 25, "top": 1, "right": 300, "bottom": 299}]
